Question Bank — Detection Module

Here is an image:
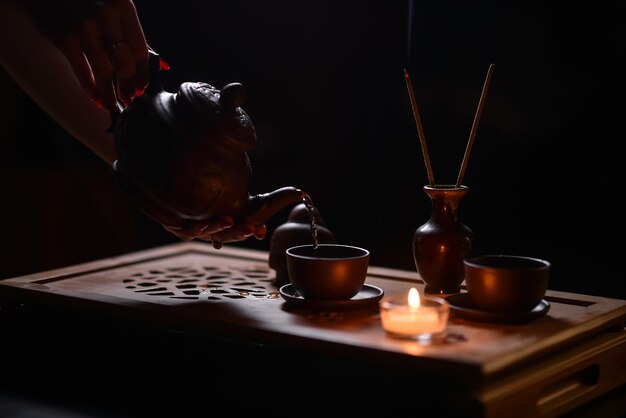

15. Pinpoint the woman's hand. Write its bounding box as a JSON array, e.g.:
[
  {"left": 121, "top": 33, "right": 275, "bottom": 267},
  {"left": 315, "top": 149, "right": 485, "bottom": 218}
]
[
  {"left": 162, "top": 216, "right": 267, "bottom": 249},
  {"left": 20, "top": 0, "right": 149, "bottom": 110},
  {"left": 1, "top": 1, "right": 265, "bottom": 249}
]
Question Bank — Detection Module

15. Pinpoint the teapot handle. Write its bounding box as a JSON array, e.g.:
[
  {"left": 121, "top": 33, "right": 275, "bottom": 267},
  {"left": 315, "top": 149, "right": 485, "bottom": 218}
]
[{"left": 106, "top": 47, "right": 166, "bottom": 133}]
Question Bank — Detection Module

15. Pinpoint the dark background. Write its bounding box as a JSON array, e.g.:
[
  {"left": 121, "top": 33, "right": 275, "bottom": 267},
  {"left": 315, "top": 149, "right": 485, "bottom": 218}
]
[{"left": 1, "top": 0, "right": 625, "bottom": 299}]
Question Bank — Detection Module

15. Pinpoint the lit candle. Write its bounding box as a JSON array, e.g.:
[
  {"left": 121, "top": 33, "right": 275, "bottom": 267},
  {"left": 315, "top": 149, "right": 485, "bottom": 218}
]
[{"left": 379, "top": 287, "right": 449, "bottom": 341}]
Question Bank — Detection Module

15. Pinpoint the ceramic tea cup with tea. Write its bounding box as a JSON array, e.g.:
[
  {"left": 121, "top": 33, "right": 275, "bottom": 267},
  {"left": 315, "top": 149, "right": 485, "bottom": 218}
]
[
  {"left": 463, "top": 255, "right": 550, "bottom": 312},
  {"left": 286, "top": 244, "right": 370, "bottom": 300}
]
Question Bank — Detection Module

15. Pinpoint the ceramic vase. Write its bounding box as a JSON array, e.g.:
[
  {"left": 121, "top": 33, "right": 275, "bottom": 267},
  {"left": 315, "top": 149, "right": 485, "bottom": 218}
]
[{"left": 413, "top": 185, "right": 473, "bottom": 295}]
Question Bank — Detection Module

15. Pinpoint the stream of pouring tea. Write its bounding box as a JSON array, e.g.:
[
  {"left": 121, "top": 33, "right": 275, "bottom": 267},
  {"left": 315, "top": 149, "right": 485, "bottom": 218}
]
[{"left": 302, "top": 193, "right": 319, "bottom": 249}]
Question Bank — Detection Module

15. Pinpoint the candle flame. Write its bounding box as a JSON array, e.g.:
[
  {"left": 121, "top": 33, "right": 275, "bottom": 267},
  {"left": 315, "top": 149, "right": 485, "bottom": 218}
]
[{"left": 408, "top": 287, "right": 420, "bottom": 308}]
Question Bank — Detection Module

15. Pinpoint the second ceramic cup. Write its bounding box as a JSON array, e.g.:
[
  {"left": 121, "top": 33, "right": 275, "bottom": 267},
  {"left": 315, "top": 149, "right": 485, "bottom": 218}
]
[{"left": 464, "top": 254, "right": 550, "bottom": 312}]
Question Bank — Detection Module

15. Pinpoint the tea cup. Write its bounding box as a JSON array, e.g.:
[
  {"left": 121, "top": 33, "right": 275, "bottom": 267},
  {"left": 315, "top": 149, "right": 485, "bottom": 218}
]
[
  {"left": 286, "top": 244, "right": 370, "bottom": 300},
  {"left": 463, "top": 254, "right": 550, "bottom": 312}
]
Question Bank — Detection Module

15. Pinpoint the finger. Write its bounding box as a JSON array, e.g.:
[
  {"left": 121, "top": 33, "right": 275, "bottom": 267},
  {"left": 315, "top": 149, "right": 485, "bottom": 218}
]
[
  {"left": 133, "top": 48, "right": 149, "bottom": 96},
  {"left": 58, "top": 35, "right": 97, "bottom": 100},
  {"left": 210, "top": 222, "right": 258, "bottom": 244},
  {"left": 162, "top": 224, "right": 200, "bottom": 241},
  {"left": 80, "top": 19, "right": 117, "bottom": 110},
  {"left": 99, "top": 3, "right": 136, "bottom": 105},
  {"left": 163, "top": 222, "right": 205, "bottom": 241},
  {"left": 162, "top": 215, "right": 234, "bottom": 242},
  {"left": 118, "top": 0, "right": 149, "bottom": 93},
  {"left": 198, "top": 215, "right": 234, "bottom": 237},
  {"left": 254, "top": 224, "right": 267, "bottom": 240},
  {"left": 109, "top": 42, "right": 136, "bottom": 105}
]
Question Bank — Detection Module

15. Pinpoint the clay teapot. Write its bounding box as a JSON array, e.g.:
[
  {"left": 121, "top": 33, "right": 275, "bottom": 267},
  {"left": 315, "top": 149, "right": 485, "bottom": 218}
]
[{"left": 109, "top": 50, "right": 304, "bottom": 230}]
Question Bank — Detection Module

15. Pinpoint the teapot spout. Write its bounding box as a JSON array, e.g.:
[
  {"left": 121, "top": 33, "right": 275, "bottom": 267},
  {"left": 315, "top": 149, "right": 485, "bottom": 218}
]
[{"left": 245, "top": 187, "right": 306, "bottom": 225}]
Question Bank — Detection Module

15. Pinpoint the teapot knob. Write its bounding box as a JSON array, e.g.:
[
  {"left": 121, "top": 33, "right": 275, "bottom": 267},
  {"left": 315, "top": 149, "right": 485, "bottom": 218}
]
[{"left": 219, "top": 82, "right": 246, "bottom": 112}]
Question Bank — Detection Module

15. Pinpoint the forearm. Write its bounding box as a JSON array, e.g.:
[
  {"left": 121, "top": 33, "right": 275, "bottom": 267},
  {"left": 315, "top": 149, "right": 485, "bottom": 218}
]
[{"left": 0, "top": 6, "right": 116, "bottom": 164}]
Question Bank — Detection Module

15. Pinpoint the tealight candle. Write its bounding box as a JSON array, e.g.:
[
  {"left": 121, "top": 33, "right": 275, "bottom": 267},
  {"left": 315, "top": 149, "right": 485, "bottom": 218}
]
[{"left": 379, "top": 287, "right": 449, "bottom": 341}]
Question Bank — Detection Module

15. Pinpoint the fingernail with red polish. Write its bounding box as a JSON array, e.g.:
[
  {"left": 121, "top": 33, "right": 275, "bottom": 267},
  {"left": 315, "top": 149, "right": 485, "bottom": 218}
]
[{"left": 159, "top": 57, "right": 170, "bottom": 71}]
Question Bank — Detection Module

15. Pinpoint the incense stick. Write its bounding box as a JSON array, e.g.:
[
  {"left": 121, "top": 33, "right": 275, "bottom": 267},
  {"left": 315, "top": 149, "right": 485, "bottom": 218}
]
[
  {"left": 455, "top": 63, "right": 495, "bottom": 187},
  {"left": 404, "top": 69, "right": 435, "bottom": 186}
]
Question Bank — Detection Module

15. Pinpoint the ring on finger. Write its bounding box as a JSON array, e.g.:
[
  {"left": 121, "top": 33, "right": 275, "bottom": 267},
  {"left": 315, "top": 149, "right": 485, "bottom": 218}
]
[{"left": 109, "top": 40, "right": 126, "bottom": 55}]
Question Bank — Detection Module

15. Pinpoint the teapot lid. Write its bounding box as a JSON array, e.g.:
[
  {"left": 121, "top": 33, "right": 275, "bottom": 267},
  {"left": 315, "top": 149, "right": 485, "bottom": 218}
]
[{"left": 174, "top": 81, "right": 256, "bottom": 151}]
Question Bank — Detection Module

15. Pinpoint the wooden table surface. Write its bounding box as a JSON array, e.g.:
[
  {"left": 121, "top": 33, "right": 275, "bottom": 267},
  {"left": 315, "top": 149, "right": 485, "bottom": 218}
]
[{"left": 1, "top": 241, "right": 625, "bottom": 417}]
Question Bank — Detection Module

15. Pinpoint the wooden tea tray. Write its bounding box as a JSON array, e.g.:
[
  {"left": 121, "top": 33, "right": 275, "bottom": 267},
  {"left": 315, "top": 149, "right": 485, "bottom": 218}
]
[{"left": 1, "top": 242, "right": 625, "bottom": 417}]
